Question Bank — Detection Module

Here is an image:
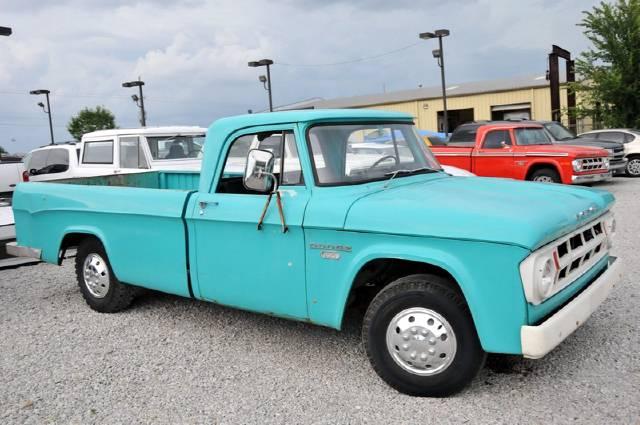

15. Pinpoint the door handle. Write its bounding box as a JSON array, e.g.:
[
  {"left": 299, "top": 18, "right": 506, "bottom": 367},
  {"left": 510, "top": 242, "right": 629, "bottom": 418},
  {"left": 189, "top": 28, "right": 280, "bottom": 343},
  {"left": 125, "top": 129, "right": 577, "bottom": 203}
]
[{"left": 198, "top": 200, "right": 219, "bottom": 215}]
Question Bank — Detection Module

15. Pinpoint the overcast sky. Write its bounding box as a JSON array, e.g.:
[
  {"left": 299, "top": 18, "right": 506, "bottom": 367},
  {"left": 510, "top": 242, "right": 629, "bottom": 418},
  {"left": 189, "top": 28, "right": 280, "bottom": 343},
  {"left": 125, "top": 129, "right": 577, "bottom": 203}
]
[{"left": 1, "top": 0, "right": 600, "bottom": 154}]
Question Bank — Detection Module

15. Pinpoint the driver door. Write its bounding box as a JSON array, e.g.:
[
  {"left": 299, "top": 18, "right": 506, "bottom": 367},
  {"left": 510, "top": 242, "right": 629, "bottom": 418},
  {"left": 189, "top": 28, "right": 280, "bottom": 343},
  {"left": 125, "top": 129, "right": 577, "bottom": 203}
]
[
  {"left": 188, "top": 125, "right": 310, "bottom": 319},
  {"left": 473, "top": 129, "right": 514, "bottom": 177}
]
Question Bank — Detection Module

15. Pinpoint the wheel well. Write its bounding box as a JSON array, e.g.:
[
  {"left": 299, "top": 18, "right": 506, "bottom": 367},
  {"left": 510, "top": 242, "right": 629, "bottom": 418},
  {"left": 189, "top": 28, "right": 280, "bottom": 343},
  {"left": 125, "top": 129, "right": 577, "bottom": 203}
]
[
  {"left": 343, "top": 258, "right": 463, "bottom": 325},
  {"left": 58, "top": 233, "right": 102, "bottom": 265},
  {"left": 525, "top": 163, "right": 559, "bottom": 180}
]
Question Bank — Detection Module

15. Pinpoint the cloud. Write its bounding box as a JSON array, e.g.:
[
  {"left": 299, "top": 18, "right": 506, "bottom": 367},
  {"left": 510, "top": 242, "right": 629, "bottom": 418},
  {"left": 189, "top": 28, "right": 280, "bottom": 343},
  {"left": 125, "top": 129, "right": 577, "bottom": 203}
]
[{"left": 0, "top": 0, "right": 598, "bottom": 153}]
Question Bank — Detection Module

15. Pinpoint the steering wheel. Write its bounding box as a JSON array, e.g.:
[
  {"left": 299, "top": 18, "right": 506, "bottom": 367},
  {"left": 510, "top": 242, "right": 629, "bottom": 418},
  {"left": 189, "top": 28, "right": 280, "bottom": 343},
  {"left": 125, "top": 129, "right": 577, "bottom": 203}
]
[{"left": 369, "top": 155, "right": 398, "bottom": 170}]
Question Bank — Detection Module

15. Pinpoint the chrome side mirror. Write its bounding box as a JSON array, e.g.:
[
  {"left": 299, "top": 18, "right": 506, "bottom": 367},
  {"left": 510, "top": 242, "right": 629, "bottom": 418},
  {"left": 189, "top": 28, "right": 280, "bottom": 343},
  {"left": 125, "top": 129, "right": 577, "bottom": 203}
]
[{"left": 243, "top": 149, "right": 276, "bottom": 193}]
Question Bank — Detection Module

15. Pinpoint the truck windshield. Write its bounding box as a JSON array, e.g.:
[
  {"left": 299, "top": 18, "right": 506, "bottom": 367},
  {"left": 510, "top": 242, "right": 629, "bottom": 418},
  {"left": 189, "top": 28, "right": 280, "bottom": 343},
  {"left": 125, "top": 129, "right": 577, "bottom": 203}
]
[
  {"left": 308, "top": 123, "right": 441, "bottom": 186},
  {"left": 515, "top": 128, "right": 553, "bottom": 146},
  {"left": 146, "top": 134, "right": 206, "bottom": 160},
  {"left": 544, "top": 122, "right": 575, "bottom": 141}
]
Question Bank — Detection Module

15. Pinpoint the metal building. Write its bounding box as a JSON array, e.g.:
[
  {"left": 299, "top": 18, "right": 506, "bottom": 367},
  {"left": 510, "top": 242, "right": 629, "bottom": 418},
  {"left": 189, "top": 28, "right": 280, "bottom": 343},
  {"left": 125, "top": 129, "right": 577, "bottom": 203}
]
[{"left": 286, "top": 74, "right": 586, "bottom": 133}]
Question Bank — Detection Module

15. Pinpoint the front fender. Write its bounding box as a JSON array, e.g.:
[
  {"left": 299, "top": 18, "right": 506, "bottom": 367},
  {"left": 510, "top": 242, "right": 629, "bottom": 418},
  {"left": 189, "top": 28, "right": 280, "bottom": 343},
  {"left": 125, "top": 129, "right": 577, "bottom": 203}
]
[{"left": 304, "top": 229, "right": 531, "bottom": 354}]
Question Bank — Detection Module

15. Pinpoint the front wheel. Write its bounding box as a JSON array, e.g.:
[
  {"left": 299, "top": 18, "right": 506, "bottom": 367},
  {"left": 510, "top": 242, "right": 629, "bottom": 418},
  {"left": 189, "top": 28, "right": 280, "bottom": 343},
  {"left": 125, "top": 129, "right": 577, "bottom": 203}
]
[
  {"left": 362, "top": 274, "right": 485, "bottom": 397},
  {"left": 625, "top": 156, "right": 640, "bottom": 177},
  {"left": 528, "top": 167, "right": 561, "bottom": 183},
  {"left": 75, "top": 239, "right": 135, "bottom": 313}
]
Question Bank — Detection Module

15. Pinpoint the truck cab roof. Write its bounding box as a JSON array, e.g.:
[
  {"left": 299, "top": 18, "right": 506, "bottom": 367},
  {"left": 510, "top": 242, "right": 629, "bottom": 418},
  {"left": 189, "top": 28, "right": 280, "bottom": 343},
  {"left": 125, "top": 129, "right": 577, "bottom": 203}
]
[{"left": 82, "top": 126, "right": 207, "bottom": 139}]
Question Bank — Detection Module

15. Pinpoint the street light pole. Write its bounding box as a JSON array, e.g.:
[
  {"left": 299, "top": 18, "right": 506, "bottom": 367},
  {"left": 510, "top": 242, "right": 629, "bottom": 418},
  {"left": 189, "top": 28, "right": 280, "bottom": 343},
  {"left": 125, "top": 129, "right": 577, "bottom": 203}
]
[
  {"left": 122, "top": 79, "right": 146, "bottom": 126},
  {"left": 248, "top": 59, "right": 274, "bottom": 112},
  {"left": 0, "top": 26, "right": 12, "bottom": 36},
  {"left": 419, "top": 29, "right": 451, "bottom": 134},
  {"left": 29, "top": 89, "right": 54, "bottom": 145}
]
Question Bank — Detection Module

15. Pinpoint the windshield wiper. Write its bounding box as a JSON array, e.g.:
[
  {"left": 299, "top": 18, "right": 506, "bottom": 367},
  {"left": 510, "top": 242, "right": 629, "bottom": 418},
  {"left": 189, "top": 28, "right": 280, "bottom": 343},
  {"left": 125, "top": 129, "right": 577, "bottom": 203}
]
[{"left": 383, "top": 167, "right": 438, "bottom": 188}]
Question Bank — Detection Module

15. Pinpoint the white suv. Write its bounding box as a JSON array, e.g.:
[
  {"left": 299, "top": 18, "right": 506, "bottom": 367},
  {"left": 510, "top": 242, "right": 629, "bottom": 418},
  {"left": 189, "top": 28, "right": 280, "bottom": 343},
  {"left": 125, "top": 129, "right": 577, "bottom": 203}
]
[
  {"left": 22, "top": 144, "right": 80, "bottom": 182},
  {"left": 579, "top": 129, "right": 640, "bottom": 176}
]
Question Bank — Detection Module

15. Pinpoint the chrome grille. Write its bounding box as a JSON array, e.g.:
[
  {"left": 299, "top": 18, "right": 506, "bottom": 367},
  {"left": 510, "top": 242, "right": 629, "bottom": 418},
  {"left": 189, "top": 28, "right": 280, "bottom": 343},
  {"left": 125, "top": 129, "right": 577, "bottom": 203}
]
[
  {"left": 580, "top": 157, "right": 608, "bottom": 171},
  {"left": 552, "top": 215, "right": 609, "bottom": 294}
]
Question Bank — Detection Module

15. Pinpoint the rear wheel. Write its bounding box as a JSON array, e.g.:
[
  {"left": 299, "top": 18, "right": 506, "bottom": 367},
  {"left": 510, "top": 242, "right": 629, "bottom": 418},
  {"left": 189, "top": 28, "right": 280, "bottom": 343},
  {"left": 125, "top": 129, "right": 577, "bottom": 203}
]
[
  {"left": 362, "top": 274, "right": 485, "bottom": 397},
  {"left": 75, "top": 239, "right": 134, "bottom": 313},
  {"left": 528, "top": 167, "right": 561, "bottom": 183},
  {"left": 626, "top": 156, "right": 640, "bottom": 177}
]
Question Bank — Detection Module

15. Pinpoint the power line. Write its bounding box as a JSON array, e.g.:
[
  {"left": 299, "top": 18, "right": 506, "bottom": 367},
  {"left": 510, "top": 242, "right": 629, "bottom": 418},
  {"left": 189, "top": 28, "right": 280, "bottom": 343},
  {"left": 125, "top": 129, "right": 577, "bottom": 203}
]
[{"left": 276, "top": 42, "right": 420, "bottom": 67}]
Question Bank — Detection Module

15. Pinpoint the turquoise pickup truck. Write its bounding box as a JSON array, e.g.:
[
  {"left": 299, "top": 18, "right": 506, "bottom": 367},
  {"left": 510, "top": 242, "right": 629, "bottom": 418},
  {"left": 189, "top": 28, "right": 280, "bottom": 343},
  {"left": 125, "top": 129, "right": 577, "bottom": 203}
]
[{"left": 8, "top": 110, "right": 622, "bottom": 396}]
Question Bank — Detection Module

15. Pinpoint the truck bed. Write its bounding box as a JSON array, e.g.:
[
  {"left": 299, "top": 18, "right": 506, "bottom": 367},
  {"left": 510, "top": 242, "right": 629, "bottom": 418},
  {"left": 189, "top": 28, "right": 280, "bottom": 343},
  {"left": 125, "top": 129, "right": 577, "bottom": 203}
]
[
  {"left": 53, "top": 170, "right": 200, "bottom": 191},
  {"left": 11, "top": 170, "right": 200, "bottom": 297}
]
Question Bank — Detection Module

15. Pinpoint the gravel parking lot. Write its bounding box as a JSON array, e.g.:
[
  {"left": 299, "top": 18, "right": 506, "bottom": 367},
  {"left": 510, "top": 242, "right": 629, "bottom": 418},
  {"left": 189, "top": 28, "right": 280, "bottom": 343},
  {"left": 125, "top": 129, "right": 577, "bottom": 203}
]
[{"left": 1, "top": 178, "right": 638, "bottom": 424}]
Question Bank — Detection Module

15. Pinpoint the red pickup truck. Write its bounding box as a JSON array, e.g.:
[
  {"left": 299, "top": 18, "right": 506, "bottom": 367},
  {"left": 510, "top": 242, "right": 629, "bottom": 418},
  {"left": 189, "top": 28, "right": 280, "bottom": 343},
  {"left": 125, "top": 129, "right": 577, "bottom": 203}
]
[{"left": 432, "top": 123, "right": 612, "bottom": 184}]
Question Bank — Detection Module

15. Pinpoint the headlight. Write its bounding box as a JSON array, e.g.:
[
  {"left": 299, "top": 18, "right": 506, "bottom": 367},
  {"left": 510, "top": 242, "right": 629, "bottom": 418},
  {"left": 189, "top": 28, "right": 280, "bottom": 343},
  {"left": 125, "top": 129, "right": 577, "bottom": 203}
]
[
  {"left": 537, "top": 258, "right": 556, "bottom": 299},
  {"left": 604, "top": 214, "right": 616, "bottom": 247},
  {"left": 520, "top": 253, "right": 558, "bottom": 305},
  {"left": 572, "top": 159, "right": 583, "bottom": 172},
  {"left": 602, "top": 157, "right": 610, "bottom": 170}
]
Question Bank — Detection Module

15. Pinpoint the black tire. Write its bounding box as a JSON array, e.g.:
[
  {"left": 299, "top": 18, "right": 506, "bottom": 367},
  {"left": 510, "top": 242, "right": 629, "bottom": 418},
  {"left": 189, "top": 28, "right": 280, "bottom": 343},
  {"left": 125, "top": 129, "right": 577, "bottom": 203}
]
[
  {"left": 625, "top": 156, "right": 640, "bottom": 177},
  {"left": 528, "top": 167, "right": 561, "bottom": 183},
  {"left": 75, "top": 238, "right": 134, "bottom": 313},
  {"left": 362, "top": 274, "right": 485, "bottom": 397}
]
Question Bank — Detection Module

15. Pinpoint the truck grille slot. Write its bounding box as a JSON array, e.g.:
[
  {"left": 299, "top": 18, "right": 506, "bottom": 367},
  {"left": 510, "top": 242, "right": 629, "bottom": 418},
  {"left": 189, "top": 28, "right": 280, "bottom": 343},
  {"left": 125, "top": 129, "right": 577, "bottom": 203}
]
[
  {"left": 548, "top": 215, "right": 610, "bottom": 297},
  {"left": 581, "top": 157, "right": 607, "bottom": 171},
  {"left": 570, "top": 234, "right": 583, "bottom": 249},
  {"left": 557, "top": 241, "right": 568, "bottom": 258}
]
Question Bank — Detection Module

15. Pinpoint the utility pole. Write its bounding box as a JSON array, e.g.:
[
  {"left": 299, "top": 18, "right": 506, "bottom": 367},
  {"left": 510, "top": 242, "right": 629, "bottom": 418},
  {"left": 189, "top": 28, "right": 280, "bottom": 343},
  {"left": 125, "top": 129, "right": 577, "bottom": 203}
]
[
  {"left": 419, "top": 29, "right": 451, "bottom": 134},
  {"left": 248, "top": 59, "right": 274, "bottom": 112},
  {"left": 30, "top": 89, "right": 54, "bottom": 145},
  {"left": 122, "top": 79, "right": 147, "bottom": 126}
]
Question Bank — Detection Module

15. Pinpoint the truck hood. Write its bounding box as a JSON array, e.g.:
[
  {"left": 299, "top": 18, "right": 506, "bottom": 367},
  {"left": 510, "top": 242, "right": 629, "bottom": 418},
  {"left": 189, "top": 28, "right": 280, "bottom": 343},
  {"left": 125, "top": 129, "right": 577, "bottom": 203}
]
[
  {"left": 344, "top": 176, "right": 614, "bottom": 250},
  {"left": 554, "top": 137, "right": 624, "bottom": 150}
]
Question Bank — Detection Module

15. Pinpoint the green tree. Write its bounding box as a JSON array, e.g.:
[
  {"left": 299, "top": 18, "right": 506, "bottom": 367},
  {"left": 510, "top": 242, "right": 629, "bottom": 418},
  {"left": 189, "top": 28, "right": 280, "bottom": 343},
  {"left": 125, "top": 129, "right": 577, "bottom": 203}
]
[
  {"left": 0, "top": 146, "right": 7, "bottom": 155},
  {"left": 67, "top": 106, "right": 116, "bottom": 141},
  {"left": 574, "top": 0, "right": 640, "bottom": 128}
]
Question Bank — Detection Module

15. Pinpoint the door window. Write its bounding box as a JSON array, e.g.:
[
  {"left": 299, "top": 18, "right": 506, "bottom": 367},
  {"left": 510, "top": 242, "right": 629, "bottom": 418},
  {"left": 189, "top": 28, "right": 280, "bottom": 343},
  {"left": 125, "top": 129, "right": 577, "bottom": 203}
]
[
  {"left": 119, "top": 136, "right": 149, "bottom": 169},
  {"left": 218, "top": 130, "right": 303, "bottom": 194},
  {"left": 482, "top": 130, "right": 511, "bottom": 149},
  {"left": 83, "top": 140, "right": 114, "bottom": 164}
]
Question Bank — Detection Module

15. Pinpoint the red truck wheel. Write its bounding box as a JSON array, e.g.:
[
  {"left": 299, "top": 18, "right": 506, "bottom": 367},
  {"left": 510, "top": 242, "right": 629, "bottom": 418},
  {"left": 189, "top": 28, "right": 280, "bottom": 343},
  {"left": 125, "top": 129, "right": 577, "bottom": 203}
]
[
  {"left": 75, "top": 239, "right": 135, "bottom": 313},
  {"left": 528, "top": 168, "right": 561, "bottom": 183},
  {"left": 362, "top": 274, "right": 485, "bottom": 397}
]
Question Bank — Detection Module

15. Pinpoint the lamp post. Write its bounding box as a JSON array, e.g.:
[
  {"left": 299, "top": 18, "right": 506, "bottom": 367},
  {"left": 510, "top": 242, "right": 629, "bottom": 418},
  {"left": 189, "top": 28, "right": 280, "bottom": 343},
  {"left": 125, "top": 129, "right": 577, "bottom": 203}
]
[
  {"left": 419, "top": 29, "right": 450, "bottom": 134},
  {"left": 248, "top": 59, "right": 274, "bottom": 112},
  {"left": 29, "top": 89, "right": 54, "bottom": 145},
  {"left": 0, "top": 26, "right": 11, "bottom": 36},
  {"left": 122, "top": 79, "right": 146, "bottom": 126}
]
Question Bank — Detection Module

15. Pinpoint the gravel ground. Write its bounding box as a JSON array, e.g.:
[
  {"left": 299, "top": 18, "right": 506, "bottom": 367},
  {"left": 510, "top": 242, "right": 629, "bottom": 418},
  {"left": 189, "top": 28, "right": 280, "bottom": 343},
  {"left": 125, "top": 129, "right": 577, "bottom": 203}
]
[{"left": 1, "top": 178, "right": 639, "bottom": 424}]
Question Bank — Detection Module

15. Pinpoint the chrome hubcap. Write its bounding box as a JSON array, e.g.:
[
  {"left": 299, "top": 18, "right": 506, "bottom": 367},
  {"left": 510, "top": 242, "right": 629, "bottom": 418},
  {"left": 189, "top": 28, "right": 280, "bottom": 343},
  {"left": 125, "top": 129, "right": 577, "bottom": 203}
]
[
  {"left": 628, "top": 159, "right": 640, "bottom": 175},
  {"left": 533, "top": 175, "right": 554, "bottom": 183},
  {"left": 385, "top": 307, "right": 457, "bottom": 376},
  {"left": 83, "top": 253, "right": 110, "bottom": 298}
]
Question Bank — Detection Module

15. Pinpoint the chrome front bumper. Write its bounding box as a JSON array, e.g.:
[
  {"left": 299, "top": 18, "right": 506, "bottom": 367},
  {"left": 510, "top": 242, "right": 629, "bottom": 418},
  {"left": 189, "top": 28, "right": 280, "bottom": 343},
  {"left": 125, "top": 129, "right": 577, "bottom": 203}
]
[
  {"left": 5, "top": 242, "right": 42, "bottom": 259},
  {"left": 571, "top": 171, "right": 612, "bottom": 184},
  {"left": 521, "top": 257, "right": 622, "bottom": 359}
]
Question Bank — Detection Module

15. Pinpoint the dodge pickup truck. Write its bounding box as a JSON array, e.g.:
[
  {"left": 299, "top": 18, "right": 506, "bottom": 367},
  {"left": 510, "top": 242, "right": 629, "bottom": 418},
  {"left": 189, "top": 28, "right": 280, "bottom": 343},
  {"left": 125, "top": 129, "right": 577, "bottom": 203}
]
[
  {"left": 8, "top": 110, "right": 622, "bottom": 397},
  {"left": 434, "top": 123, "right": 612, "bottom": 184}
]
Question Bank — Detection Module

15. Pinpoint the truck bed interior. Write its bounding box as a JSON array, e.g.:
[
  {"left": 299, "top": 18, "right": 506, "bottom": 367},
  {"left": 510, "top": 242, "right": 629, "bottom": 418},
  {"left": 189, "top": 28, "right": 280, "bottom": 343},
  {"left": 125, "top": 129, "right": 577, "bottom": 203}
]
[{"left": 53, "top": 171, "right": 200, "bottom": 191}]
